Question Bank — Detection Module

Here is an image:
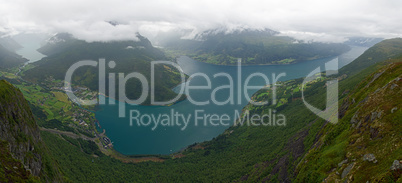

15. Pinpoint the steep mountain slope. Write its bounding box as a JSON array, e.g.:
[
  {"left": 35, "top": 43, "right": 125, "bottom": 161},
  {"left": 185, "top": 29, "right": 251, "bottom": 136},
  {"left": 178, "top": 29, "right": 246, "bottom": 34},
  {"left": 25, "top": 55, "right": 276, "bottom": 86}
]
[
  {"left": 340, "top": 38, "right": 402, "bottom": 77},
  {"left": 0, "top": 80, "right": 62, "bottom": 182},
  {"left": 295, "top": 60, "right": 402, "bottom": 182},
  {"left": 0, "top": 44, "right": 26, "bottom": 69},
  {"left": 0, "top": 37, "right": 23, "bottom": 52},
  {"left": 160, "top": 28, "right": 350, "bottom": 65},
  {"left": 23, "top": 33, "right": 184, "bottom": 105},
  {"left": 232, "top": 38, "right": 402, "bottom": 182}
]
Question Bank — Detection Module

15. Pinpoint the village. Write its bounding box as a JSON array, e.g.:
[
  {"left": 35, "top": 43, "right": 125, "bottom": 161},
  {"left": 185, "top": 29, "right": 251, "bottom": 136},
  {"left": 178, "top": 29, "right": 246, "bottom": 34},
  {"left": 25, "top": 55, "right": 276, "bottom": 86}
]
[{"left": 24, "top": 75, "right": 114, "bottom": 150}]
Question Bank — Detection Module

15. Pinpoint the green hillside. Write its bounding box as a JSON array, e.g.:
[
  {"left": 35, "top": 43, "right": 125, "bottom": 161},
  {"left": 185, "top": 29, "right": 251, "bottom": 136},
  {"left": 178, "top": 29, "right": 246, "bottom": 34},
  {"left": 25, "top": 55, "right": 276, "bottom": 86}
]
[
  {"left": 0, "top": 44, "right": 26, "bottom": 70},
  {"left": 295, "top": 57, "right": 402, "bottom": 182},
  {"left": 340, "top": 38, "right": 402, "bottom": 77},
  {"left": 23, "top": 33, "right": 184, "bottom": 105}
]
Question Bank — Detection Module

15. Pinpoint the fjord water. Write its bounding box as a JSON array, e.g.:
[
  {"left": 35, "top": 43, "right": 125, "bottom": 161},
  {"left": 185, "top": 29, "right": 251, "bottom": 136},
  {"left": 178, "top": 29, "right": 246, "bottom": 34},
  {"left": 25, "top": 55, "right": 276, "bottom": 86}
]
[
  {"left": 96, "top": 46, "right": 368, "bottom": 155},
  {"left": 14, "top": 34, "right": 46, "bottom": 63},
  {"left": 16, "top": 42, "right": 46, "bottom": 63}
]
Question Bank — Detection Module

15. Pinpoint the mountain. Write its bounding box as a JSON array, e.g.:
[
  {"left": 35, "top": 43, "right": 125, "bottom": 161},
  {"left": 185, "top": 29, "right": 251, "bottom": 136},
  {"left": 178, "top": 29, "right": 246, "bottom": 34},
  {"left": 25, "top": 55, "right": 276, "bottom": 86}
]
[
  {"left": 23, "top": 33, "right": 184, "bottom": 105},
  {"left": 344, "top": 37, "right": 383, "bottom": 47},
  {"left": 160, "top": 28, "right": 351, "bottom": 65},
  {"left": 227, "top": 38, "right": 402, "bottom": 182},
  {"left": 0, "top": 44, "right": 27, "bottom": 70},
  {"left": 29, "top": 39, "right": 401, "bottom": 182},
  {"left": 294, "top": 57, "right": 402, "bottom": 182},
  {"left": 340, "top": 38, "right": 402, "bottom": 77},
  {"left": 0, "top": 80, "right": 62, "bottom": 182},
  {"left": 0, "top": 37, "right": 23, "bottom": 52}
]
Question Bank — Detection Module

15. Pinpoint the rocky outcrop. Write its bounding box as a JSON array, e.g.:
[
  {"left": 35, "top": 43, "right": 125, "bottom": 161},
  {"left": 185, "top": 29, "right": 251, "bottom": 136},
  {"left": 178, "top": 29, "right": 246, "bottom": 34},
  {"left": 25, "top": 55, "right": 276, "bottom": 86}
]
[
  {"left": 362, "top": 154, "right": 377, "bottom": 163},
  {"left": 341, "top": 163, "right": 355, "bottom": 179},
  {"left": 390, "top": 160, "right": 401, "bottom": 171},
  {"left": 0, "top": 80, "right": 43, "bottom": 177}
]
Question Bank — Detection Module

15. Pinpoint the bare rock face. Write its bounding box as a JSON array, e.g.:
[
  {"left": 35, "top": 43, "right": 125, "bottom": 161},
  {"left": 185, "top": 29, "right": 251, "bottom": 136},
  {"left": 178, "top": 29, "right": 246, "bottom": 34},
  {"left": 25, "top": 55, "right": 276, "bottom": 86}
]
[
  {"left": 390, "top": 160, "right": 401, "bottom": 171},
  {"left": 338, "top": 159, "right": 348, "bottom": 167},
  {"left": 0, "top": 80, "right": 43, "bottom": 176},
  {"left": 341, "top": 163, "right": 355, "bottom": 179},
  {"left": 363, "top": 154, "right": 377, "bottom": 163}
]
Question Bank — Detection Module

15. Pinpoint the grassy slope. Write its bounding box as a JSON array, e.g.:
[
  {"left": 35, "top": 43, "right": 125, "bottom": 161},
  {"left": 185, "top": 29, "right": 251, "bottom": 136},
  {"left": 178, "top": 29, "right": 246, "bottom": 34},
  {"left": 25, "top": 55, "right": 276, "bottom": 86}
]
[
  {"left": 237, "top": 39, "right": 402, "bottom": 182},
  {"left": 340, "top": 38, "right": 402, "bottom": 77},
  {"left": 295, "top": 60, "right": 402, "bottom": 182}
]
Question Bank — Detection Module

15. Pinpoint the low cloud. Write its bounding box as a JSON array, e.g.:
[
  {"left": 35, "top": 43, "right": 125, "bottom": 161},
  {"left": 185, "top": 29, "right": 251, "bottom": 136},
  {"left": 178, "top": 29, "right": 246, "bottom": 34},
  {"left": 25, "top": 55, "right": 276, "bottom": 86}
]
[{"left": 1, "top": 0, "right": 401, "bottom": 42}]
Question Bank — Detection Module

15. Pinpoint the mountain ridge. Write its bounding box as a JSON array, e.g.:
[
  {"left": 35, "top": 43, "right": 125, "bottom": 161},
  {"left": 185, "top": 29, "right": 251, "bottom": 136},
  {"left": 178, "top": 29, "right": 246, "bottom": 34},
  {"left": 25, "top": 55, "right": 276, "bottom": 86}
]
[
  {"left": 160, "top": 28, "right": 351, "bottom": 65},
  {"left": 0, "top": 44, "right": 27, "bottom": 70}
]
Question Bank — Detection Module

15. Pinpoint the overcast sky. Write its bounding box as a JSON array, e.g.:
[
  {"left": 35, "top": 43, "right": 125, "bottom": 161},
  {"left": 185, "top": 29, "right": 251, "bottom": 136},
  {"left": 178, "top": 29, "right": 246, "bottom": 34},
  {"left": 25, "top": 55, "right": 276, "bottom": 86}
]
[{"left": 1, "top": 0, "right": 401, "bottom": 43}]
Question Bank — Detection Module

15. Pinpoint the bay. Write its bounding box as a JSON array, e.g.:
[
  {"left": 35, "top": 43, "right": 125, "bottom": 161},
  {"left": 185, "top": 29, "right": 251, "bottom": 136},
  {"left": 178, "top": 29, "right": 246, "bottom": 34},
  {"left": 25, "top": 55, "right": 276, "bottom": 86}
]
[{"left": 95, "top": 46, "right": 368, "bottom": 155}]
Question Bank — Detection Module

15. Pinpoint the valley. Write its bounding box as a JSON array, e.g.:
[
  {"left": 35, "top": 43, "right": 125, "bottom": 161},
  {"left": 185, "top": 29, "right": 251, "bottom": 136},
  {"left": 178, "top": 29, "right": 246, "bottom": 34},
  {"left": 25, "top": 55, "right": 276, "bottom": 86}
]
[{"left": 0, "top": 31, "right": 400, "bottom": 182}]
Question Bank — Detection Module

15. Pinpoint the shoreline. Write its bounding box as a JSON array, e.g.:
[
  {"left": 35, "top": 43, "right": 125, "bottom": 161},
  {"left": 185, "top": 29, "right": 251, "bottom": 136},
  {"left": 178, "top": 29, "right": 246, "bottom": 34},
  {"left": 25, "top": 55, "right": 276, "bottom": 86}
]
[
  {"left": 40, "top": 127, "right": 167, "bottom": 163},
  {"left": 86, "top": 49, "right": 361, "bottom": 158},
  {"left": 188, "top": 56, "right": 334, "bottom": 67},
  {"left": 178, "top": 45, "right": 362, "bottom": 67}
]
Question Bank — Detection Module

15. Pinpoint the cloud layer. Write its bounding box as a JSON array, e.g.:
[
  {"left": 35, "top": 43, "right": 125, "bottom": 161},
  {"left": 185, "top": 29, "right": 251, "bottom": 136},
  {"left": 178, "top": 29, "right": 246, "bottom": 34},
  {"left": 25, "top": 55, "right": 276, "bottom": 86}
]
[{"left": 1, "top": 0, "right": 401, "bottom": 42}]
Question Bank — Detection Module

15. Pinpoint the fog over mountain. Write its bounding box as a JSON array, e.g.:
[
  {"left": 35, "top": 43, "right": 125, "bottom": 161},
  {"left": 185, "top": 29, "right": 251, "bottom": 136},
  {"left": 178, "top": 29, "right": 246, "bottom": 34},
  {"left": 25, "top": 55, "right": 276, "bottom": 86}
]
[{"left": 1, "top": 0, "right": 401, "bottom": 43}]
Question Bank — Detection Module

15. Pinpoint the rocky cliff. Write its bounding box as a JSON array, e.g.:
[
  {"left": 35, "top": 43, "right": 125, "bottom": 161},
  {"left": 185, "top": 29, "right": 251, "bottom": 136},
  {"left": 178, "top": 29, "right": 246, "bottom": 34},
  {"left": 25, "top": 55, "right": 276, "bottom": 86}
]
[{"left": 0, "top": 80, "right": 61, "bottom": 182}]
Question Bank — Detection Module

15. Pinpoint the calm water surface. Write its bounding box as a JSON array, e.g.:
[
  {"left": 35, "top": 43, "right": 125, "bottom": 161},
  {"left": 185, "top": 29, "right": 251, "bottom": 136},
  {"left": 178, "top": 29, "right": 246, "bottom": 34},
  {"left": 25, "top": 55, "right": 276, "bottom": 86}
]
[{"left": 95, "top": 46, "right": 368, "bottom": 155}]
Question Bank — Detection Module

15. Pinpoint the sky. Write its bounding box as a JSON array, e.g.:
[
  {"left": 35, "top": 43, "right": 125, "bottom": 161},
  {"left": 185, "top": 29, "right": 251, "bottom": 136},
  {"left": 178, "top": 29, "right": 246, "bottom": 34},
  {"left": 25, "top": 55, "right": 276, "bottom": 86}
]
[{"left": 1, "top": 0, "right": 402, "bottom": 43}]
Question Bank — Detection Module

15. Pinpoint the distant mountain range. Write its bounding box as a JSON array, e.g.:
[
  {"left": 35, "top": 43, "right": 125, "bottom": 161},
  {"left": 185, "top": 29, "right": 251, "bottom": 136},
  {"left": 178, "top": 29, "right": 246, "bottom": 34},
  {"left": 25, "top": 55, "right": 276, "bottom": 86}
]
[
  {"left": 344, "top": 37, "right": 383, "bottom": 47},
  {"left": 158, "top": 28, "right": 351, "bottom": 65}
]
